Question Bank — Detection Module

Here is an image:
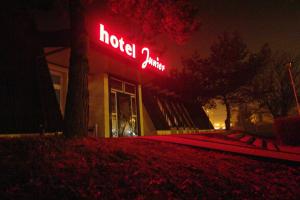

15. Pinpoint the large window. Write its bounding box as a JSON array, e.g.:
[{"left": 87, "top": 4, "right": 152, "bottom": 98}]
[{"left": 156, "top": 96, "right": 196, "bottom": 129}]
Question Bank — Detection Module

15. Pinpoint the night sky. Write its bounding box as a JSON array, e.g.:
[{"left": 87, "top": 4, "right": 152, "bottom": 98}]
[{"left": 166, "top": 0, "right": 300, "bottom": 70}]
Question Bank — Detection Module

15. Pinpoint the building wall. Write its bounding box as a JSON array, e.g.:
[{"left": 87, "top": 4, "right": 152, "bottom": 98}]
[
  {"left": 88, "top": 73, "right": 111, "bottom": 138},
  {"left": 142, "top": 103, "right": 156, "bottom": 136}
]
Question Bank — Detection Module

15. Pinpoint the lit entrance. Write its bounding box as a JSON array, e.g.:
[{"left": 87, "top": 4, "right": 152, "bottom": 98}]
[{"left": 110, "top": 77, "right": 138, "bottom": 137}]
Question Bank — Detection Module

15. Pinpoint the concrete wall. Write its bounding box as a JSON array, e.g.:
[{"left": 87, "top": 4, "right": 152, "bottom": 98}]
[
  {"left": 89, "top": 73, "right": 109, "bottom": 138},
  {"left": 142, "top": 103, "right": 156, "bottom": 136}
]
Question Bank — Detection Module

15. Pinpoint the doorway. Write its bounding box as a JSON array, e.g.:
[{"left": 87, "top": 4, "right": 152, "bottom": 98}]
[{"left": 110, "top": 77, "right": 138, "bottom": 137}]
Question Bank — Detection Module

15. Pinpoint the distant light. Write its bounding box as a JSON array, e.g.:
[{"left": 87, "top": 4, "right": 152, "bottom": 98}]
[{"left": 213, "top": 122, "right": 225, "bottom": 130}]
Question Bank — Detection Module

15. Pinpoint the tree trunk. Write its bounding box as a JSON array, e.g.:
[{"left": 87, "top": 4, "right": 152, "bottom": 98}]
[
  {"left": 64, "top": 0, "right": 89, "bottom": 137},
  {"left": 223, "top": 96, "right": 231, "bottom": 130}
]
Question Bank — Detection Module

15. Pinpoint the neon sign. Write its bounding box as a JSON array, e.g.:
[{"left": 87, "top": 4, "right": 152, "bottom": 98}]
[{"left": 99, "top": 24, "right": 166, "bottom": 72}]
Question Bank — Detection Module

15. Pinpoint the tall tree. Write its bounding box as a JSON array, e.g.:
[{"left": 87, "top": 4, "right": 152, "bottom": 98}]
[
  {"left": 64, "top": 0, "right": 90, "bottom": 137},
  {"left": 248, "top": 45, "right": 300, "bottom": 118},
  {"left": 179, "top": 32, "right": 262, "bottom": 130}
]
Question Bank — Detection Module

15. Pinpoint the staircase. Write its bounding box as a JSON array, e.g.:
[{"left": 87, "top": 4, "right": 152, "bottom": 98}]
[{"left": 224, "top": 132, "right": 280, "bottom": 151}]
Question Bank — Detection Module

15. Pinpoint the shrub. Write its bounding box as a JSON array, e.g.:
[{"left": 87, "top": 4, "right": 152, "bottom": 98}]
[{"left": 273, "top": 116, "right": 300, "bottom": 146}]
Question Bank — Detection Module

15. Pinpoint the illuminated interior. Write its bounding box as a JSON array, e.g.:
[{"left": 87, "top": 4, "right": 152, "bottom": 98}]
[{"left": 110, "top": 77, "right": 138, "bottom": 137}]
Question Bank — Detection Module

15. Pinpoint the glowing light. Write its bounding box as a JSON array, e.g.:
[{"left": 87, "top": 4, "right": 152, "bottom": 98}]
[
  {"left": 141, "top": 48, "right": 165, "bottom": 71},
  {"left": 98, "top": 24, "right": 166, "bottom": 72},
  {"left": 213, "top": 123, "right": 225, "bottom": 130},
  {"left": 99, "top": 24, "right": 136, "bottom": 58}
]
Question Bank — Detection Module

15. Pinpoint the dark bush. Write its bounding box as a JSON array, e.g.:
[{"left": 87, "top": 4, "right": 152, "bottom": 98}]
[{"left": 273, "top": 116, "right": 300, "bottom": 146}]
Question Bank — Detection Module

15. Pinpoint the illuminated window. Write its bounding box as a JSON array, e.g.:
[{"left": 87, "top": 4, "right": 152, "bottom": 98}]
[
  {"left": 50, "top": 73, "right": 63, "bottom": 113},
  {"left": 111, "top": 115, "right": 118, "bottom": 137}
]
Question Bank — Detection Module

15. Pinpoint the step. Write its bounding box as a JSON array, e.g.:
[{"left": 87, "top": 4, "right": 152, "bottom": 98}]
[
  {"left": 227, "top": 133, "right": 242, "bottom": 139},
  {"left": 246, "top": 136, "right": 256, "bottom": 145},
  {"left": 262, "top": 139, "right": 267, "bottom": 149},
  {"left": 240, "top": 135, "right": 252, "bottom": 142},
  {"left": 253, "top": 138, "right": 263, "bottom": 148},
  {"left": 273, "top": 143, "right": 280, "bottom": 151},
  {"left": 267, "top": 142, "right": 278, "bottom": 151}
]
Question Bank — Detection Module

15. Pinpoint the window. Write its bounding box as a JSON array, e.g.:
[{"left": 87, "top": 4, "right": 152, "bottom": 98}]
[
  {"left": 111, "top": 92, "right": 117, "bottom": 113},
  {"left": 50, "top": 72, "right": 63, "bottom": 113},
  {"left": 131, "top": 97, "right": 137, "bottom": 115},
  {"left": 48, "top": 63, "right": 68, "bottom": 115},
  {"left": 54, "top": 89, "right": 61, "bottom": 104},
  {"left": 110, "top": 78, "right": 123, "bottom": 91},
  {"left": 157, "top": 97, "right": 172, "bottom": 127},
  {"left": 125, "top": 83, "right": 136, "bottom": 94}
]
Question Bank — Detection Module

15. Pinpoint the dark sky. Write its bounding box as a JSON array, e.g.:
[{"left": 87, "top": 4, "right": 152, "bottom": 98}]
[{"left": 165, "top": 0, "right": 300, "bottom": 70}]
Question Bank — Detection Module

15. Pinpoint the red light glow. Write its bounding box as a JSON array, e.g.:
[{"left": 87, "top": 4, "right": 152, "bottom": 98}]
[
  {"left": 99, "top": 24, "right": 166, "bottom": 72},
  {"left": 141, "top": 47, "right": 165, "bottom": 71}
]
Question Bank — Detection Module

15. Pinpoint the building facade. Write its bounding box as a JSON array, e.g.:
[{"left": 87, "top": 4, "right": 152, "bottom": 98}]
[{"left": 46, "top": 45, "right": 212, "bottom": 137}]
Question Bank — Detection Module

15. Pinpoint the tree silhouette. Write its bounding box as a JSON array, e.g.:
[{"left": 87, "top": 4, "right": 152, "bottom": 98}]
[
  {"left": 179, "top": 32, "right": 262, "bottom": 130},
  {"left": 247, "top": 45, "right": 300, "bottom": 118}
]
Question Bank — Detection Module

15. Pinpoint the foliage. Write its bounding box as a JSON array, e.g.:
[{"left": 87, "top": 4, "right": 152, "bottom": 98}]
[
  {"left": 108, "top": 0, "right": 200, "bottom": 44},
  {"left": 246, "top": 45, "right": 300, "bottom": 118},
  {"left": 274, "top": 116, "right": 300, "bottom": 145},
  {"left": 179, "top": 32, "right": 253, "bottom": 99},
  {"left": 235, "top": 104, "right": 256, "bottom": 131}
]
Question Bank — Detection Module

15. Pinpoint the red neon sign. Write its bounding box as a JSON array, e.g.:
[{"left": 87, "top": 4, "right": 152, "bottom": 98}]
[{"left": 99, "top": 24, "right": 166, "bottom": 72}]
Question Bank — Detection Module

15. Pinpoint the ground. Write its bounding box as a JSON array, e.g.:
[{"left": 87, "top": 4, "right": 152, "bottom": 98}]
[{"left": 0, "top": 136, "right": 299, "bottom": 199}]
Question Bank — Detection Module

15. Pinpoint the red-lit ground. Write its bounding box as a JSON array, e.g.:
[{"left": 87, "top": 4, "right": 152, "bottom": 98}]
[{"left": 0, "top": 136, "right": 299, "bottom": 199}]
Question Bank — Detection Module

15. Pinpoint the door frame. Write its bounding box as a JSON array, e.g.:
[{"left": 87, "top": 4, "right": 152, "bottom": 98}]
[{"left": 108, "top": 75, "right": 140, "bottom": 137}]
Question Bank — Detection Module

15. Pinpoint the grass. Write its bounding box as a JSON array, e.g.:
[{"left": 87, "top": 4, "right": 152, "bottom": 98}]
[{"left": 0, "top": 136, "right": 299, "bottom": 199}]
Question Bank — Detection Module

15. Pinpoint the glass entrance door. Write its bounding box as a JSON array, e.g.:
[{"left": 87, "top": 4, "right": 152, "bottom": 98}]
[
  {"left": 110, "top": 77, "right": 138, "bottom": 137},
  {"left": 117, "top": 93, "right": 136, "bottom": 137}
]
